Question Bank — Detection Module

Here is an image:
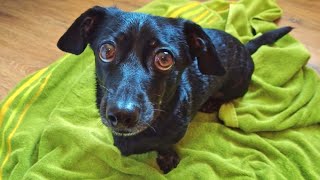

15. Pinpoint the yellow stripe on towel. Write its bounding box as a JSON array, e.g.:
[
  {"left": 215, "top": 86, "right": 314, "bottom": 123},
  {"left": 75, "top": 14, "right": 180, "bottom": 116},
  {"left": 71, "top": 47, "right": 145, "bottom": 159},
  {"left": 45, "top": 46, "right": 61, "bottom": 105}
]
[
  {"left": 0, "top": 72, "right": 49, "bottom": 160},
  {"left": 168, "top": 1, "right": 200, "bottom": 18},
  {"left": 192, "top": 9, "right": 210, "bottom": 23},
  {"left": 0, "top": 73, "right": 52, "bottom": 177},
  {"left": 0, "top": 68, "right": 48, "bottom": 128}
]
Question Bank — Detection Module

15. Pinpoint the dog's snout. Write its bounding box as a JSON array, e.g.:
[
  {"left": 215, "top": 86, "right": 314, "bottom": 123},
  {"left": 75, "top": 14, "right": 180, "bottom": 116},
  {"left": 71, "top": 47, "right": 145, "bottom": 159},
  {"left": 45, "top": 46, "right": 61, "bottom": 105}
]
[{"left": 107, "top": 106, "right": 139, "bottom": 128}]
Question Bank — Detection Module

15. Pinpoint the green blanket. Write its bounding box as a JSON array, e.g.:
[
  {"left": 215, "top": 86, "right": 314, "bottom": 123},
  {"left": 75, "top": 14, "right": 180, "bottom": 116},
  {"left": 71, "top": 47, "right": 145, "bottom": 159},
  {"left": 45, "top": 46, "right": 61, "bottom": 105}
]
[{"left": 1, "top": 0, "right": 320, "bottom": 179}]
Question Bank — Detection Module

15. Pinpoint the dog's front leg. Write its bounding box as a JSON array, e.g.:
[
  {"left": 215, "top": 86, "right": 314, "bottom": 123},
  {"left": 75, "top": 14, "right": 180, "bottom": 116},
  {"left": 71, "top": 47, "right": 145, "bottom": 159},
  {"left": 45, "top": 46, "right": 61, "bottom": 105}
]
[{"left": 156, "top": 147, "right": 180, "bottom": 174}]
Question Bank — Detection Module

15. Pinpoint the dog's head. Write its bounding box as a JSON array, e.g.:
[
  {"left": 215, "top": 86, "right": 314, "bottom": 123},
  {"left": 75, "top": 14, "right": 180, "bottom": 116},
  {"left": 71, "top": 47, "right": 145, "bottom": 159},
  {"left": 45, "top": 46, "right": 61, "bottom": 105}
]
[{"left": 58, "top": 6, "right": 225, "bottom": 136}]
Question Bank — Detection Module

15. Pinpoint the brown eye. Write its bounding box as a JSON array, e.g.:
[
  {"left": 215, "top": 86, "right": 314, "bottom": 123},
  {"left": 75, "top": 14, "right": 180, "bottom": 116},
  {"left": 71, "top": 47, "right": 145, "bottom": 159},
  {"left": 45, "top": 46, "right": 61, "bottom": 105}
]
[
  {"left": 154, "top": 51, "right": 174, "bottom": 71},
  {"left": 99, "top": 43, "right": 116, "bottom": 62}
]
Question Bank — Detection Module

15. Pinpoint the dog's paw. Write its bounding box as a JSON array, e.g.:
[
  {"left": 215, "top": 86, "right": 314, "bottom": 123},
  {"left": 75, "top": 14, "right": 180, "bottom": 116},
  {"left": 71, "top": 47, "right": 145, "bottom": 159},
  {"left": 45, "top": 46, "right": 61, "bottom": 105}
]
[{"left": 156, "top": 150, "right": 180, "bottom": 174}]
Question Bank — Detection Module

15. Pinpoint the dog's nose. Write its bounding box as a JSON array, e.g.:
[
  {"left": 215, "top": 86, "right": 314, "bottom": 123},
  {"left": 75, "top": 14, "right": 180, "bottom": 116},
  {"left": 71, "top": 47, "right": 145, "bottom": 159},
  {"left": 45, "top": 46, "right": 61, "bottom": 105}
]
[{"left": 107, "top": 106, "right": 139, "bottom": 128}]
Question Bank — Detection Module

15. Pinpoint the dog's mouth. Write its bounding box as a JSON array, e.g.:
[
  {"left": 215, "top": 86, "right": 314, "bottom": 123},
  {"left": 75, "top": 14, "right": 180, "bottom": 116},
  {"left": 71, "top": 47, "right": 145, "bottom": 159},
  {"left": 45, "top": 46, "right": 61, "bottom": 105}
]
[
  {"left": 101, "top": 117, "right": 151, "bottom": 137},
  {"left": 111, "top": 126, "right": 148, "bottom": 137}
]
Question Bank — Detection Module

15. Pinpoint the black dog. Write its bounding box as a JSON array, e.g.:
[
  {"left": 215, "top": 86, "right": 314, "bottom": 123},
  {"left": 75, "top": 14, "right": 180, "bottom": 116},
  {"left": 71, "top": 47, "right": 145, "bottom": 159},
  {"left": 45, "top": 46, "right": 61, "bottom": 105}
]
[{"left": 57, "top": 6, "right": 292, "bottom": 173}]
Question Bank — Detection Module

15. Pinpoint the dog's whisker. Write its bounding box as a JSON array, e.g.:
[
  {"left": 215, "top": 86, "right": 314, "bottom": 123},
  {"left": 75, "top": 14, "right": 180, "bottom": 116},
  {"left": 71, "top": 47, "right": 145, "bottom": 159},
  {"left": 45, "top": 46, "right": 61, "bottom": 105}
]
[
  {"left": 96, "top": 78, "right": 113, "bottom": 93},
  {"left": 105, "top": 88, "right": 112, "bottom": 93},
  {"left": 98, "top": 83, "right": 113, "bottom": 93},
  {"left": 167, "top": 40, "right": 188, "bottom": 45},
  {"left": 153, "top": 108, "right": 166, "bottom": 113},
  {"left": 112, "top": 0, "right": 117, "bottom": 8},
  {"left": 98, "top": 84, "right": 107, "bottom": 90},
  {"left": 142, "top": 121, "right": 156, "bottom": 133}
]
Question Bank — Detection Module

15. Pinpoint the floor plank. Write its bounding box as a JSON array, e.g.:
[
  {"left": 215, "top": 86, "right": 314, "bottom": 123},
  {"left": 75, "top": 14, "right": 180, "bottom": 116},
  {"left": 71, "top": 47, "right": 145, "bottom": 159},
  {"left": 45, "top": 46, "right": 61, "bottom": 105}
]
[{"left": 0, "top": 0, "right": 319, "bottom": 100}]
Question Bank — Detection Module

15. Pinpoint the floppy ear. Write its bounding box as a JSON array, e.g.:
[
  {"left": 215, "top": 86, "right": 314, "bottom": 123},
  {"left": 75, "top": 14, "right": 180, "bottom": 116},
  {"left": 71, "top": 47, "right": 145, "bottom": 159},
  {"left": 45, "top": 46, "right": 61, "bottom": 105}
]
[
  {"left": 184, "top": 21, "right": 225, "bottom": 75},
  {"left": 57, "top": 6, "right": 106, "bottom": 55}
]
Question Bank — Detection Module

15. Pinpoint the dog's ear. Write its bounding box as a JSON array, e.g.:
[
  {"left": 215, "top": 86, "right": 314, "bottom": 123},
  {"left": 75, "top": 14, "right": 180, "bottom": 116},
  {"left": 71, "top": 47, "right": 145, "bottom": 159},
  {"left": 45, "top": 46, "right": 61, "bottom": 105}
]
[
  {"left": 57, "top": 6, "right": 106, "bottom": 55},
  {"left": 184, "top": 21, "right": 225, "bottom": 75}
]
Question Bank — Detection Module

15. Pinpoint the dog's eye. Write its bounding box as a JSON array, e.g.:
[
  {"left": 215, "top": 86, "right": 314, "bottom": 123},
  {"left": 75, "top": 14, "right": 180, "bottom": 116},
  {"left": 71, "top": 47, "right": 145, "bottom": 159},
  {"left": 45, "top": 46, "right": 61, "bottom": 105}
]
[
  {"left": 99, "top": 44, "right": 116, "bottom": 62},
  {"left": 154, "top": 51, "right": 174, "bottom": 71}
]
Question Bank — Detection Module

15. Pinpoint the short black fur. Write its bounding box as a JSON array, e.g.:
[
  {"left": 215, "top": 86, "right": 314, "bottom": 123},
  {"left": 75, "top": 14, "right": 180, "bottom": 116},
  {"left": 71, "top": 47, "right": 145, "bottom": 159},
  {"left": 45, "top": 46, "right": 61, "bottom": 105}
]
[{"left": 57, "top": 6, "right": 292, "bottom": 173}]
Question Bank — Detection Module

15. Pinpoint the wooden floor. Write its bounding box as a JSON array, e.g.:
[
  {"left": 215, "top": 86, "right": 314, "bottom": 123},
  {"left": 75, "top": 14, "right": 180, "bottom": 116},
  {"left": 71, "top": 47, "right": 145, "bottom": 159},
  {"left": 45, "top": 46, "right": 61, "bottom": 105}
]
[{"left": 0, "top": 0, "right": 319, "bottom": 100}]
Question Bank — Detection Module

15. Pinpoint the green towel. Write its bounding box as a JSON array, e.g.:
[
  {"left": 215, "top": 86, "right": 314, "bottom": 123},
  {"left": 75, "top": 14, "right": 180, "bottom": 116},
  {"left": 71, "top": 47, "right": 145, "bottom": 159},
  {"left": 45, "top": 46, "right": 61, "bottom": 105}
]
[{"left": 1, "top": 0, "right": 320, "bottom": 179}]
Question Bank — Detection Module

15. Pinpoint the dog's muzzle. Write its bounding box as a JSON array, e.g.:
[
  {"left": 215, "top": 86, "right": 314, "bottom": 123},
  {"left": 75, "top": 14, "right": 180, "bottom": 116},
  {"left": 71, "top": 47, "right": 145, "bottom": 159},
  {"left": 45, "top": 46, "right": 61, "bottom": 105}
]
[{"left": 102, "top": 103, "right": 149, "bottom": 136}]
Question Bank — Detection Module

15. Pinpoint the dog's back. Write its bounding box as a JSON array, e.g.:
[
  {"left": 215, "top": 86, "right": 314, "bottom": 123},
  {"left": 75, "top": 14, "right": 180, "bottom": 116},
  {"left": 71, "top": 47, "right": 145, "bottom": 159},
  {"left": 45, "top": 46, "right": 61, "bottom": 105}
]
[{"left": 193, "top": 27, "right": 293, "bottom": 110}]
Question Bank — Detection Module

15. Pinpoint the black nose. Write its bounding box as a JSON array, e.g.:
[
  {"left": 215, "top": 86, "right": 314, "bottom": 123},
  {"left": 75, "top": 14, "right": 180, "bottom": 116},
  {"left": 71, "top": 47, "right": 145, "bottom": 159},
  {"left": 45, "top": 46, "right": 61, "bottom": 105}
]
[{"left": 107, "top": 106, "right": 139, "bottom": 128}]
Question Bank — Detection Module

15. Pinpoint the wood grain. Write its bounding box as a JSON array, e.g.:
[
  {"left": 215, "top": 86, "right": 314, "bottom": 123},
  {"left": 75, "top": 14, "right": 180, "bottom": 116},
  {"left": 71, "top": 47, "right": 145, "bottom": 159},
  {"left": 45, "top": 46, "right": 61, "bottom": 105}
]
[
  {"left": 277, "top": 0, "right": 320, "bottom": 68},
  {"left": 0, "top": 0, "right": 319, "bottom": 100}
]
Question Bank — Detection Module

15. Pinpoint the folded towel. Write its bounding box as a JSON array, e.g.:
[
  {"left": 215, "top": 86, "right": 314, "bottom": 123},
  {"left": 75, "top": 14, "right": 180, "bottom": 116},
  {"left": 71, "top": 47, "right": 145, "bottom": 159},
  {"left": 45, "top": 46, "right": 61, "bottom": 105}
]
[{"left": 1, "top": 0, "right": 320, "bottom": 179}]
